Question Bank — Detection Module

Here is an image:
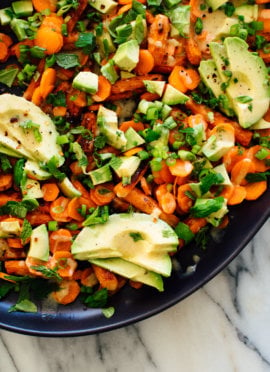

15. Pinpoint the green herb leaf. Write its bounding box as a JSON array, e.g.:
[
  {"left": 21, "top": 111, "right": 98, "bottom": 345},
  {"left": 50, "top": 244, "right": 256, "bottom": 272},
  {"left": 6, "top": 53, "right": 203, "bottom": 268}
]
[
  {"left": 0, "top": 154, "right": 12, "bottom": 173},
  {"left": 83, "top": 288, "right": 108, "bottom": 308},
  {"left": 190, "top": 197, "right": 225, "bottom": 218},
  {"left": 20, "top": 219, "right": 32, "bottom": 244},
  {"left": 9, "top": 299, "right": 37, "bottom": 313},
  {"left": 0, "top": 68, "right": 19, "bottom": 87},
  {"left": 55, "top": 53, "right": 80, "bottom": 69},
  {"left": 129, "top": 232, "right": 144, "bottom": 242},
  {"left": 0, "top": 282, "right": 15, "bottom": 299},
  {"left": 175, "top": 222, "right": 194, "bottom": 244},
  {"left": 30, "top": 266, "right": 62, "bottom": 281},
  {"left": 102, "top": 306, "right": 115, "bottom": 318},
  {"left": 83, "top": 206, "right": 109, "bottom": 226}
]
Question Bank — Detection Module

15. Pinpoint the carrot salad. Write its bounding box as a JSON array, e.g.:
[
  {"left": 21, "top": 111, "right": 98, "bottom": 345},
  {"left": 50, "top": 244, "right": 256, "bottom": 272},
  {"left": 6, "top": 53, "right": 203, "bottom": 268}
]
[{"left": 0, "top": 0, "right": 269, "bottom": 314}]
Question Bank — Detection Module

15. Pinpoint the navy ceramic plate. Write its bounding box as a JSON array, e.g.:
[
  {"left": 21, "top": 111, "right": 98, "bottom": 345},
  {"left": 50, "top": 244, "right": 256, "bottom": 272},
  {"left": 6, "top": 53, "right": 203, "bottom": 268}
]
[{"left": 0, "top": 0, "right": 270, "bottom": 337}]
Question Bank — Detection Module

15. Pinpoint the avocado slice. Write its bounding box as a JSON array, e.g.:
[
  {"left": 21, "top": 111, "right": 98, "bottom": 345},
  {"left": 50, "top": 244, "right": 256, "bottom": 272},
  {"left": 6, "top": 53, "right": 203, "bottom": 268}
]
[
  {"left": 72, "top": 213, "right": 178, "bottom": 276},
  {"left": 28, "top": 224, "right": 49, "bottom": 261},
  {"left": 90, "top": 258, "right": 164, "bottom": 291},
  {"left": 224, "top": 37, "right": 270, "bottom": 128},
  {"left": 0, "top": 94, "right": 64, "bottom": 165}
]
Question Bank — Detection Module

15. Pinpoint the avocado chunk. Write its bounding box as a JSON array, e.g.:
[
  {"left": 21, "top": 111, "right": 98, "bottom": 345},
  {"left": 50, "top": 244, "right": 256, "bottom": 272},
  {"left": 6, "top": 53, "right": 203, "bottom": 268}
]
[
  {"left": 124, "top": 127, "right": 145, "bottom": 151},
  {"left": 72, "top": 213, "right": 178, "bottom": 276},
  {"left": 88, "top": 0, "right": 117, "bottom": 14},
  {"left": 58, "top": 177, "right": 82, "bottom": 198},
  {"left": 0, "top": 8, "right": 12, "bottom": 26},
  {"left": 113, "top": 40, "right": 139, "bottom": 72},
  {"left": 0, "top": 221, "right": 21, "bottom": 238},
  {"left": 143, "top": 80, "right": 166, "bottom": 97},
  {"left": 205, "top": 0, "right": 227, "bottom": 11},
  {"left": 23, "top": 179, "right": 44, "bottom": 200},
  {"left": 12, "top": 1, "right": 33, "bottom": 17},
  {"left": 97, "top": 105, "right": 127, "bottom": 150},
  {"left": 162, "top": 84, "right": 189, "bottom": 105},
  {"left": 72, "top": 71, "right": 99, "bottom": 94},
  {"left": 0, "top": 94, "right": 64, "bottom": 165},
  {"left": 89, "top": 258, "right": 164, "bottom": 291},
  {"left": 202, "top": 124, "right": 235, "bottom": 161},
  {"left": 110, "top": 156, "right": 141, "bottom": 178},
  {"left": 28, "top": 224, "right": 49, "bottom": 261}
]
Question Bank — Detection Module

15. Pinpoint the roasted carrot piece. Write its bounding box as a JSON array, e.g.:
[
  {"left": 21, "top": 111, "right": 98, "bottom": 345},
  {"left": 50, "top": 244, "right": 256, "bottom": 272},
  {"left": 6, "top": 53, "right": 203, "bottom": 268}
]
[
  {"left": 185, "top": 29, "right": 202, "bottom": 66},
  {"left": 49, "top": 229, "right": 73, "bottom": 253},
  {"left": 35, "top": 27, "right": 64, "bottom": 55},
  {"left": 156, "top": 185, "right": 176, "bottom": 214},
  {"left": 51, "top": 279, "right": 81, "bottom": 305},
  {"left": 227, "top": 185, "right": 247, "bottom": 205},
  {"left": 0, "top": 272, "right": 16, "bottom": 283},
  {"left": 177, "top": 184, "right": 194, "bottom": 213},
  {"left": 7, "top": 238, "right": 23, "bottom": 249},
  {"left": 231, "top": 158, "right": 256, "bottom": 185},
  {"left": 140, "top": 176, "right": 152, "bottom": 195},
  {"left": 41, "top": 14, "right": 64, "bottom": 33},
  {"left": 122, "top": 187, "right": 161, "bottom": 215},
  {"left": 41, "top": 183, "right": 60, "bottom": 202},
  {"left": 119, "top": 120, "right": 144, "bottom": 132},
  {"left": 32, "top": 0, "right": 57, "bottom": 12},
  {"left": 80, "top": 267, "right": 98, "bottom": 287},
  {"left": 0, "top": 174, "right": 13, "bottom": 191},
  {"left": 67, "top": 197, "right": 86, "bottom": 221},
  {"left": 168, "top": 159, "right": 193, "bottom": 177},
  {"left": 0, "top": 42, "right": 8, "bottom": 62},
  {"left": 31, "top": 86, "right": 43, "bottom": 106},
  {"left": 0, "top": 33, "right": 13, "bottom": 47},
  {"left": 50, "top": 197, "right": 72, "bottom": 222},
  {"left": 184, "top": 217, "right": 207, "bottom": 234},
  {"left": 246, "top": 145, "right": 270, "bottom": 172},
  {"left": 39, "top": 68, "right": 57, "bottom": 99},
  {"left": 90, "top": 184, "right": 115, "bottom": 206},
  {"left": 135, "top": 50, "right": 155, "bottom": 75},
  {"left": 244, "top": 181, "right": 267, "bottom": 201},
  {"left": 92, "top": 264, "right": 118, "bottom": 291},
  {"left": 223, "top": 146, "right": 247, "bottom": 172},
  {"left": 50, "top": 251, "right": 78, "bottom": 279},
  {"left": 123, "top": 147, "right": 144, "bottom": 157},
  {"left": 5, "top": 260, "right": 29, "bottom": 276},
  {"left": 92, "top": 76, "right": 112, "bottom": 102},
  {"left": 168, "top": 66, "right": 188, "bottom": 93},
  {"left": 148, "top": 14, "right": 170, "bottom": 66}
]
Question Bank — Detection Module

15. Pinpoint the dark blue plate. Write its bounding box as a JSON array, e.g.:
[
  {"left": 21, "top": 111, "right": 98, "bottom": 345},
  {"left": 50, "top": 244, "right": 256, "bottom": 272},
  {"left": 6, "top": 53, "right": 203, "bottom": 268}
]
[{"left": 0, "top": 0, "right": 269, "bottom": 336}]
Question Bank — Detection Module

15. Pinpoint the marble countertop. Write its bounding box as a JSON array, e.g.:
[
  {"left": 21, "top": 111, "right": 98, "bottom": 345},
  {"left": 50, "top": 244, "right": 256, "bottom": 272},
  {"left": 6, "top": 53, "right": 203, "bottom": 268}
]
[{"left": 0, "top": 218, "right": 269, "bottom": 372}]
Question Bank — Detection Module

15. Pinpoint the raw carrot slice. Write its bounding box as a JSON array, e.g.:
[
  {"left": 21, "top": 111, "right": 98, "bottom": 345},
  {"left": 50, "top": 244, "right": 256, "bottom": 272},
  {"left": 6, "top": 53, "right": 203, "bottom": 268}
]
[
  {"left": 90, "top": 184, "right": 115, "bottom": 206},
  {"left": 5, "top": 260, "right": 29, "bottom": 276},
  {"left": 231, "top": 158, "right": 256, "bottom": 185},
  {"left": 177, "top": 184, "right": 194, "bottom": 213},
  {"left": 92, "top": 264, "right": 118, "bottom": 291}
]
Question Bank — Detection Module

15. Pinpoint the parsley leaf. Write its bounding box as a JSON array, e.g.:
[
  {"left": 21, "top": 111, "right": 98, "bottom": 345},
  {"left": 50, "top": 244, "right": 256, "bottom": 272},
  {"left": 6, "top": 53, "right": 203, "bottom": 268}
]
[
  {"left": 190, "top": 197, "right": 225, "bottom": 218},
  {"left": 75, "top": 32, "right": 95, "bottom": 53},
  {"left": 129, "top": 232, "right": 144, "bottom": 242},
  {"left": 83, "top": 288, "right": 108, "bottom": 308},
  {"left": 20, "top": 219, "right": 32, "bottom": 244},
  {"left": 30, "top": 266, "right": 62, "bottom": 281},
  {"left": 55, "top": 53, "right": 80, "bottom": 69}
]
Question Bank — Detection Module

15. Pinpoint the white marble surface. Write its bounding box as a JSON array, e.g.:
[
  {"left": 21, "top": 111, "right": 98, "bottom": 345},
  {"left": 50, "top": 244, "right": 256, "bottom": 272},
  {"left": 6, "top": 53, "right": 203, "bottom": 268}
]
[{"left": 0, "top": 219, "right": 269, "bottom": 372}]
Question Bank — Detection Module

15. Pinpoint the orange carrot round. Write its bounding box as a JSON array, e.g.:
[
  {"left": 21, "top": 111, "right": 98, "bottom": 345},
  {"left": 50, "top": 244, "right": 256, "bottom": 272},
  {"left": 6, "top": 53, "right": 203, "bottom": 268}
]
[
  {"left": 0, "top": 174, "right": 13, "bottom": 191},
  {"left": 227, "top": 185, "right": 247, "bottom": 205},
  {"left": 168, "top": 159, "right": 193, "bottom": 177},
  {"left": 231, "top": 158, "right": 256, "bottom": 185},
  {"left": 90, "top": 184, "right": 115, "bottom": 206},
  {"left": 135, "top": 50, "right": 155, "bottom": 75},
  {"left": 0, "top": 42, "right": 8, "bottom": 62},
  {"left": 177, "top": 184, "right": 194, "bottom": 213},
  {"left": 92, "top": 76, "right": 112, "bottom": 102},
  {"left": 35, "top": 27, "right": 64, "bottom": 55},
  {"left": 41, "top": 183, "right": 60, "bottom": 202},
  {"left": 244, "top": 181, "right": 267, "bottom": 201},
  {"left": 32, "top": 0, "right": 57, "bottom": 12},
  {"left": 0, "top": 33, "right": 13, "bottom": 47},
  {"left": 50, "top": 196, "right": 72, "bottom": 222}
]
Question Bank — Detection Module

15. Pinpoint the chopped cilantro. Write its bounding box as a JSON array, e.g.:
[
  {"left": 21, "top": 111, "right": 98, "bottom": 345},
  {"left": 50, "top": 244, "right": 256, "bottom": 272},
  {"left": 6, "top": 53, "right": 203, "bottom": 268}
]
[{"left": 129, "top": 232, "right": 144, "bottom": 242}]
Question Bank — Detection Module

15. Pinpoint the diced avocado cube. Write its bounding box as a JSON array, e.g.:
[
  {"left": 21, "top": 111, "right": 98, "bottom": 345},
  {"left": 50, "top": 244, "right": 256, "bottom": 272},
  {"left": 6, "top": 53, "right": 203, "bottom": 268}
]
[
  {"left": 28, "top": 224, "right": 49, "bottom": 262},
  {"left": 206, "top": 199, "right": 228, "bottom": 227},
  {"left": 205, "top": 0, "right": 227, "bottom": 11},
  {"left": 0, "top": 8, "right": 12, "bottom": 26},
  {"left": 23, "top": 179, "right": 44, "bottom": 200},
  {"left": 110, "top": 156, "right": 141, "bottom": 178},
  {"left": 97, "top": 105, "right": 118, "bottom": 130},
  {"left": 100, "top": 60, "right": 119, "bottom": 84},
  {"left": 124, "top": 127, "right": 145, "bottom": 151},
  {"left": 113, "top": 40, "right": 139, "bottom": 72},
  {"left": 161, "top": 104, "right": 172, "bottom": 119},
  {"left": 250, "top": 118, "right": 270, "bottom": 130},
  {"left": 88, "top": 0, "right": 117, "bottom": 14},
  {"left": 213, "top": 164, "right": 232, "bottom": 186},
  {"left": 97, "top": 106, "right": 127, "bottom": 150},
  {"left": 202, "top": 130, "right": 234, "bottom": 161},
  {"left": 162, "top": 84, "right": 189, "bottom": 105},
  {"left": 72, "top": 71, "right": 99, "bottom": 94},
  {"left": 12, "top": 1, "right": 33, "bottom": 17},
  {"left": 234, "top": 5, "right": 258, "bottom": 23},
  {"left": 89, "top": 164, "right": 112, "bottom": 185},
  {"left": 166, "top": 5, "right": 190, "bottom": 37},
  {"left": 143, "top": 80, "right": 166, "bottom": 97},
  {"left": 58, "top": 177, "right": 82, "bottom": 198},
  {"left": 164, "top": 0, "right": 181, "bottom": 9},
  {"left": 0, "top": 221, "right": 21, "bottom": 238}
]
